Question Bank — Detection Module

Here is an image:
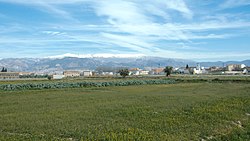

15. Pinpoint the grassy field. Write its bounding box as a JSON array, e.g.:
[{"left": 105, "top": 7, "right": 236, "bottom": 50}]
[{"left": 0, "top": 82, "right": 250, "bottom": 140}]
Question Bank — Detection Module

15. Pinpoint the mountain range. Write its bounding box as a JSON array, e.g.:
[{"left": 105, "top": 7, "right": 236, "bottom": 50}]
[{"left": 0, "top": 57, "right": 249, "bottom": 72}]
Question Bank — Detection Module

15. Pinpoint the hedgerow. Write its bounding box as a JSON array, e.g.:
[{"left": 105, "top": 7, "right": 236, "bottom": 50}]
[{"left": 0, "top": 79, "right": 175, "bottom": 91}]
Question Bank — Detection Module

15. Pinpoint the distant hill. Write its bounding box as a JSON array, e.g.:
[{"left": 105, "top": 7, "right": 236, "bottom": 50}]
[
  {"left": 200, "top": 60, "right": 250, "bottom": 67},
  {"left": 0, "top": 57, "right": 249, "bottom": 72}
]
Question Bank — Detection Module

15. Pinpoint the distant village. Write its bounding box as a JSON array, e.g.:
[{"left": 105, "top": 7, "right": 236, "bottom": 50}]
[{"left": 0, "top": 63, "right": 249, "bottom": 80}]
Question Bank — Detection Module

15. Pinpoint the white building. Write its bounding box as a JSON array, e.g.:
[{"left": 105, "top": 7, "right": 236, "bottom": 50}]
[
  {"left": 82, "top": 71, "right": 92, "bottom": 77},
  {"left": 193, "top": 64, "right": 207, "bottom": 74},
  {"left": 149, "top": 68, "right": 165, "bottom": 75},
  {"left": 63, "top": 71, "right": 81, "bottom": 77},
  {"left": 129, "top": 70, "right": 140, "bottom": 75},
  {"left": 0, "top": 72, "right": 20, "bottom": 80},
  {"left": 102, "top": 72, "right": 114, "bottom": 76},
  {"left": 52, "top": 75, "right": 65, "bottom": 79},
  {"left": 241, "top": 64, "right": 246, "bottom": 69},
  {"left": 129, "top": 68, "right": 140, "bottom": 76},
  {"left": 176, "top": 67, "right": 190, "bottom": 74},
  {"left": 227, "top": 64, "right": 246, "bottom": 71},
  {"left": 139, "top": 70, "right": 149, "bottom": 75}
]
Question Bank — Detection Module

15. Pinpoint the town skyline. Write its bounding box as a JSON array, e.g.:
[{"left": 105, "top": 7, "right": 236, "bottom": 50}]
[{"left": 0, "top": 0, "right": 250, "bottom": 61}]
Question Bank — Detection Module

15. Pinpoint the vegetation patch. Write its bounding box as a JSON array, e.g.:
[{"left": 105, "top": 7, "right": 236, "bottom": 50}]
[{"left": 0, "top": 79, "right": 176, "bottom": 91}]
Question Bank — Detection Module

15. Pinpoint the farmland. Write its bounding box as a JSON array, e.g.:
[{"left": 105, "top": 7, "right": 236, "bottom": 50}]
[{"left": 0, "top": 77, "right": 250, "bottom": 140}]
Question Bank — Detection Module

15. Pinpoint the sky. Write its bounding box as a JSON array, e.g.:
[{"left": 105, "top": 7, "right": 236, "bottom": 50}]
[{"left": 0, "top": 0, "right": 250, "bottom": 61}]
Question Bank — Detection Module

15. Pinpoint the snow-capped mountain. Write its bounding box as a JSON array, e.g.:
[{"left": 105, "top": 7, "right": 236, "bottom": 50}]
[{"left": 0, "top": 55, "right": 249, "bottom": 73}]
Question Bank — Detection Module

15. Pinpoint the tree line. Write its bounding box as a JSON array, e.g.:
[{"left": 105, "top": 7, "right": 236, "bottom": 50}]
[{"left": 1, "top": 67, "right": 7, "bottom": 72}]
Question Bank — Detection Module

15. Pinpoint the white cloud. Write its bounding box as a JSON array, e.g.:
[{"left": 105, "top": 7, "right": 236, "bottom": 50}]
[
  {"left": 92, "top": 0, "right": 150, "bottom": 25},
  {"left": 1, "top": 0, "right": 250, "bottom": 61},
  {"left": 0, "top": 0, "right": 78, "bottom": 20},
  {"left": 220, "top": 0, "right": 250, "bottom": 9},
  {"left": 0, "top": 0, "right": 86, "bottom": 4},
  {"left": 102, "top": 21, "right": 248, "bottom": 41},
  {"left": 101, "top": 33, "right": 153, "bottom": 48},
  {"left": 99, "top": 33, "right": 153, "bottom": 54},
  {"left": 46, "top": 53, "right": 145, "bottom": 59},
  {"left": 142, "top": 4, "right": 170, "bottom": 21},
  {"left": 163, "top": 0, "right": 193, "bottom": 19},
  {"left": 42, "top": 31, "right": 66, "bottom": 36},
  {"left": 38, "top": 2, "right": 74, "bottom": 20},
  {"left": 1, "top": 0, "right": 192, "bottom": 20}
]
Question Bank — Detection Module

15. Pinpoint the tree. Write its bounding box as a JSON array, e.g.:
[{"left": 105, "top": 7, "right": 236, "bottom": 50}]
[
  {"left": 47, "top": 75, "right": 52, "bottom": 80},
  {"left": 164, "top": 66, "right": 173, "bottom": 77},
  {"left": 118, "top": 69, "right": 129, "bottom": 78},
  {"left": 1, "top": 67, "right": 7, "bottom": 72}
]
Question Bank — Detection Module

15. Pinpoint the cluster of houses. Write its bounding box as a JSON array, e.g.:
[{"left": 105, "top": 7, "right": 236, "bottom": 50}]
[
  {"left": 127, "top": 68, "right": 165, "bottom": 75},
  {"left": 175, "top": 63, "right": 249, "bottom": 75},
  {"left": 52, "top": 70, "right": 93, "bottom": 79},
  {"left": 175, "top": 64, "right": 207, "bottom": 75},
  {"left": 225, "top": 64, "right": 248, "bottom": 74},
  {"left": 52, "top": 68, "right": 165, "bottom": 79},
  {"left": 0, "top": 63, "right": 249, "bottom": 80}
]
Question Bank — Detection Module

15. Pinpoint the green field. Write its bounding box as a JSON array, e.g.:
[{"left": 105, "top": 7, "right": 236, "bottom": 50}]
[{"left": 0, "top": 81, "right": 250, "bottom": 140}]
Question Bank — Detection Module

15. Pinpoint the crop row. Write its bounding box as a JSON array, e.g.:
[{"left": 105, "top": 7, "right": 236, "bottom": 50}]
[{"left": 0, "top": 79, "right": 176, "bottom": 91}]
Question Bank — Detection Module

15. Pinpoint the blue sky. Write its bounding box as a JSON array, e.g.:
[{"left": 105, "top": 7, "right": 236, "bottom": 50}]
[{"left": 0, "top": 0, "right": 250, "bottom": 61}]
